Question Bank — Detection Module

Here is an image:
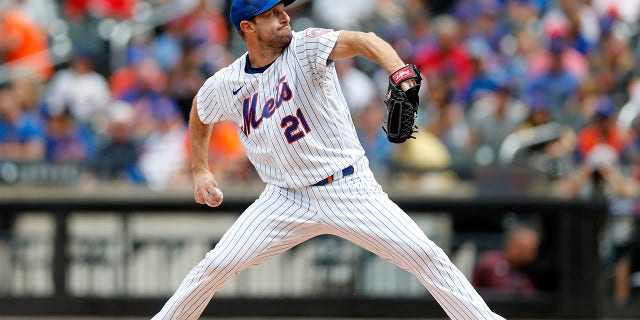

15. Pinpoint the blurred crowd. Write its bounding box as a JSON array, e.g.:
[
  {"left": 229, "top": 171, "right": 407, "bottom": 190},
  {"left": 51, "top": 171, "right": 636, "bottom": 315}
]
[
  {"left": 2, "top": 0, "right": 640, "bottom": 199},
  {"left": 2, "top": 0, "right": 640, "bottom": 304}
]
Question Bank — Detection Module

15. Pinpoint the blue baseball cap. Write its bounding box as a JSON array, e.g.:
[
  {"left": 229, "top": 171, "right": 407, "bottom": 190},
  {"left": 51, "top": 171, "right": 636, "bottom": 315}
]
[
  {"left": 594, "top": 96, "right": 615, "bottom": 119},
  {"left": 230, "top": 0, "right": 295, "bottom": 31},
  {"left": 548, "top": 36, "right": 565, "bottom": 55}
]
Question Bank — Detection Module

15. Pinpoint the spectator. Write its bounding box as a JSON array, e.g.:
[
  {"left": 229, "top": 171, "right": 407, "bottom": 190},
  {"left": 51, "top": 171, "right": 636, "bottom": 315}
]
[
  {"left": 9, "top": 73, "right": 43, "bottom": 114},
  {"left": 512, "top": 93, "right": 578, "bottom": 181},
  {"left": 468, "top": 82, "right": 528, "bottom": 163},
  {"left": 403, "top": 10, "right": 433, "bottom": 61},
  {"left": 544, "top": 1, "right": 596, "bottom": 55},
  {"left": 63, "top": 0, "right": 137, "bottom": 20},
  {"left": 577, "top": 97, "right": 625, "bottom": 162},
  {"left": 623, "top": 115, "right": 640, "bottom": 181},
  {"left": 472, "top": 226, "right": 541, "bottom": 295},
  {"left": 616, "top": 76, "right": 640, "bottom": 134},
  {"left": 0, "top": 84, "right": 45, "bottom": 161},
  {"left": 422, "top": 75, "right": 473, "bottom": 164},
  {"left": 520, "top": 93, "right": 553, "bottom": 130},
  {"left": 311, "top": 0, "right": 375, "bottom": 29},
  {"left": 589, "top": 10, "right": 635, "bottom": 108},
  {"left": 175, "top": 0, "right": 229, "bottom": 47},
  {"left": 355, "top": 101, "right": 395, "bottom": 179},
  {"left": 413, "top": 15, "right": 474, "bottom": 97},
  {"left": 43, "top": 105, "right": 96, "bottom": 163},
  {"left": 45, "top": 47, "right": 111, "bottom": 127},
  {"left": 528, "top": 28, "right": 589, "bottom": 82},
  {"left": 167, "top": 35, "right": 209, "bottom": 122},
  {"left": 504, "top": 29, "right": 543, "bottom": 99},
  {"left": 150, "top": 23, "right": 184, "bottom": 73},
  {"left": 550, "top": 97, "right": 637, "bottom": 308},
  {"left": 186, "top": 120, "right": 252, "bottom": 184},
  {"left": 593, "top": 1, "right": 640, "bottom": 25},
  {"left": 168, "top": 0, "right": 233, "bottom": 77},
  {"left": 467, "top": 0, "right": 509, "bottom": 53},
  {"left": 526, "top": 35, "right": 581, "bottom": 123},
  {"left": 0, "top": 1, "right": 53, "bottom": 81},
  {"left": 93, "top": 101, "right": 142, "bottom": 182},
  {"left": 462, "top": 37, "right": 503, "bottom": 107},
  {"left": 110, "top": 44, "right": 150, "bottom": 99},
  {"left": 118, "top": 57, "right": 174, "bottom": 141},
  {"left": 117, "top": 56, "right": 187, "bottom": 190},
  {"left": 136, "top": 103, "right": 187, "bottom": 191},
  {"left": 335, "top": 58, "right": 378, "bottom": 117},
  {"left": 564, "top": 75, "right": 603, "bottom": 131},
  {"left": 504, "top": 0, "right": 545, "bottom": 32},
  {"left": 552, "top": 97, "right": 635, "bottom": 199}
]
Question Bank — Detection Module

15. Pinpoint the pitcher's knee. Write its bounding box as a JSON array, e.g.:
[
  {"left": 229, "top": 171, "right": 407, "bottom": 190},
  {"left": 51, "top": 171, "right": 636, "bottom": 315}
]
[
  {"left": 401, "top": 240, "right": 451, "bottom": 268},
  {"left": 196, "top": 249, "right": 247, "bottom": 280}
]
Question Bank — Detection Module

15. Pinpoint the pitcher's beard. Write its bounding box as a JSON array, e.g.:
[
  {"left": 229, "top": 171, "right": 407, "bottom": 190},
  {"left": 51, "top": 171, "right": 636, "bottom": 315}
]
[{"left": 259, "top": 30, "right": 293, "bottom": 51}]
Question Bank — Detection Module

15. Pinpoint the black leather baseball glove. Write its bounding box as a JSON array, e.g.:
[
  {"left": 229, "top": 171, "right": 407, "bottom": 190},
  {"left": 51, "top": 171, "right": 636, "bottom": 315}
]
[{"left": 383, "top": 64, "right": 422, "bottom": 143}]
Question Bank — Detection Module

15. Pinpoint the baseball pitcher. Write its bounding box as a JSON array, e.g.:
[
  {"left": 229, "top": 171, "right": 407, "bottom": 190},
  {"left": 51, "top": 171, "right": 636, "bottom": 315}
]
[{"left": 152, "top": 0, "right": 505, "bottom": 319}]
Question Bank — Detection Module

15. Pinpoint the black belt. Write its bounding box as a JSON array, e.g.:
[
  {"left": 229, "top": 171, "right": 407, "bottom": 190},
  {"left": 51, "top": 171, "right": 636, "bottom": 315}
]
[{"left": 312, "top": 165, "right": 355, "bottom": 186}]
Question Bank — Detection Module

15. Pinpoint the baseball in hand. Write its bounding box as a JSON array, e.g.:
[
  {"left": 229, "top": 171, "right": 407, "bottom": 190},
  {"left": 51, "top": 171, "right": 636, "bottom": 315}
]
[{"left": 213, "top": 187, "right": 223, "bottom": 201}]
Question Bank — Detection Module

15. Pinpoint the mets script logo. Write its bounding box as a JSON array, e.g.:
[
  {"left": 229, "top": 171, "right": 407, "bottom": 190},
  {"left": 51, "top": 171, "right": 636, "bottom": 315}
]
[
  {"left": 241, "top": 75, "right": 313, "bottom": 143},
  {"left": 305, "top": 28, "right": 333, "bottom": 38},
  {"left": 241, "top": 75, "right": 293, "bottom": 136}
]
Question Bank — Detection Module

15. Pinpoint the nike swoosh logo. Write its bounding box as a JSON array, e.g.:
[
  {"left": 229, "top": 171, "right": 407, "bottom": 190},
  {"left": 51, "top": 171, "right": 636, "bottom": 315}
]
[{"left": 232, "top": 85, "right": 244, "bottom": 95}]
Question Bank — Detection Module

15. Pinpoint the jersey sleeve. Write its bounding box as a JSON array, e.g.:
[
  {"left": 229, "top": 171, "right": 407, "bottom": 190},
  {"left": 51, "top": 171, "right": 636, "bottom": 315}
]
[
  {"left": 294, "top": 28, "right": 342, "bottom": 81},
  {"left": 196, "top": 75, "right": 228, "bottom": 124}
]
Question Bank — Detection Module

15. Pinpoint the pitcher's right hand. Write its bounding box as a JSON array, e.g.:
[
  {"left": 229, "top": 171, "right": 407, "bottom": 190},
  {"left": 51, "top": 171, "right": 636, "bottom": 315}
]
[{"left": 193, "top": 169, "right": 223, "bottom": 207}]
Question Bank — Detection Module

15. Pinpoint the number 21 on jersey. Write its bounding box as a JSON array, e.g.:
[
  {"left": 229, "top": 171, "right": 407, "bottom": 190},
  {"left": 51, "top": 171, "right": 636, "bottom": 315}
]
[{"left": 281, "top": 108, "right": 311, "bottom": 143}]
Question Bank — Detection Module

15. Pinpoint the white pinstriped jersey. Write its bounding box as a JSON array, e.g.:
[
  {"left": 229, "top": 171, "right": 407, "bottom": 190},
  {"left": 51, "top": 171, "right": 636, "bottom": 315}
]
[
  {"left": 156, "top": 24, "right": 505, "bottom": 320},
  {"left": 196, "top": 28, "right": 364, "bottom": 188}
]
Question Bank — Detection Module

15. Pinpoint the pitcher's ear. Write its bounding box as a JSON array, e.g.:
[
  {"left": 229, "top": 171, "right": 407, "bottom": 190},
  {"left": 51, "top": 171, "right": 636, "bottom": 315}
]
[{"left": 240, "top": 20, "right": 255, "bottom": 34}]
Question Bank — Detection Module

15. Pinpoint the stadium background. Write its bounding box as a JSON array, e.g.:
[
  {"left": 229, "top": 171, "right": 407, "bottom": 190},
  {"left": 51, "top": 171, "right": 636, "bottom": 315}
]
[{"left": 0, "top": 0, "right": 639, "bottom": 319}]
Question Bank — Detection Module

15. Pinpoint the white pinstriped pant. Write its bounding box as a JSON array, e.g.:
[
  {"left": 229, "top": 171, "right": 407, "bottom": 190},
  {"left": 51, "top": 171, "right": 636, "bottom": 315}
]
[{"left": 152, "top": 157, "right": 505, "bottom": 320}]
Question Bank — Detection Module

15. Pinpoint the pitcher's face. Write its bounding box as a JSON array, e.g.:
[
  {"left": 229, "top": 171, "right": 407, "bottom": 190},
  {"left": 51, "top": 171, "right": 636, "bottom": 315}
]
[{"left": 253, "top": 3, "right": 292, "bottom": 49}]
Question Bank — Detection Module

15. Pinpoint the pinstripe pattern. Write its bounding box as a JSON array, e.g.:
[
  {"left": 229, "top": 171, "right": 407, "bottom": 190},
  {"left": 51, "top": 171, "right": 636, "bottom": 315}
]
[
  {"left": 153, "top": 157, "right": 504, "bottom": 320},
  {"left": 153, "top": 185, "right": 324, "bottom": 320},
  {"left": 155, "top": 24, "right": 504, "bottom": 320},
  {"left": 305, "top": 158, "right": 501, "bottom": 319},
  {"left": 195, "top": 29, "right": 363, "bottom": 188}
]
